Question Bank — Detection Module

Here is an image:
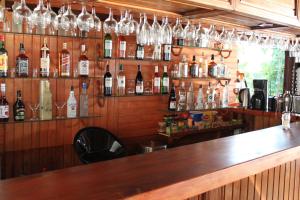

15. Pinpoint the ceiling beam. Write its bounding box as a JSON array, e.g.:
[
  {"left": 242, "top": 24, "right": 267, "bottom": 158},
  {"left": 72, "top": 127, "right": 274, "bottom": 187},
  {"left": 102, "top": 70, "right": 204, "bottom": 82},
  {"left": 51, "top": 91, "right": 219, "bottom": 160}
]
[{"left": 182, "top": 10, "right": 229, "bottom": 19}]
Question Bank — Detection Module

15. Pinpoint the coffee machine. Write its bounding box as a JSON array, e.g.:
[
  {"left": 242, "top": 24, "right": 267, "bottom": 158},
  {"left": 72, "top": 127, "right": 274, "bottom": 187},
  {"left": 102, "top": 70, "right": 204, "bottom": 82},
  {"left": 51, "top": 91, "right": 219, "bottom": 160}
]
[{"left": 251, "top": 79, "right": 268, "bottom": 111}]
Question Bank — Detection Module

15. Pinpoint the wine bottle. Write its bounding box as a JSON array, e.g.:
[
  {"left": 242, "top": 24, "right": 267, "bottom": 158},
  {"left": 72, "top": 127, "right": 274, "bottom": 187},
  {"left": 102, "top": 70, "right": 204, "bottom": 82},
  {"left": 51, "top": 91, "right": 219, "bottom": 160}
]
[
  {"left": 59, "top": 43, "right": 70, "bottom": 77},
  {"left": 40, "top": 38, "right": 50, "bottom": 77},
  {"left": 136, "top": 44, "right": 144, "bottom": 60},
  {"left": 118, "top": 35, "right": 126, "bottom": 59},
  {"left": 0, "top": 35, "right": 8, "bottom": 78},
  {"left": 0, "top": 83, "right": 9, "bottom": 122},
  {"left": 153, "top": 66, "right": 161, "bottom": 94},
  {"left": 135, "top": 65, "right": 143, "bottom": 95},
  {"left": 168, "top": 84, "right": 176, "bottom": 111},
  {"left": 163, "top": 44, "right": 171, "bottom": 61},
  {"left": 80, "top": 83, "right": 88, "bottom": 117},
  {"left": 13, "top": 90, "right": 25, "bottom": 121},
  {"left": 39, "top": 80, "right": 52, "bottom": 120},
  {"left": 78, "top": 44, "right": 89, "bottom": 77},
  {"left": 190, "top": 55, "right": 199, "bottom": 77},
  {"left": 104, "top": 64, "right": 113, "bottom": 96},
  {"left": 161, "top": 65, "right": 169, "bottom": 94},
  {"left": 117, "top": 64, "right": 126, "bottom": 96},
  {"left": 177, "top": 82, "right": 186, "bottom": 111},
  {"left": 67, "top": 86, "right": 77, "bottom": 118},
  {"left": 16, "top": 43, "right": 29, "bottom": 77},
  {"left": 104, "top": 33, "right": 113, "bottom": 58},
  {"left": 153, "top": 44, "right": 161, "bottom": 60}
]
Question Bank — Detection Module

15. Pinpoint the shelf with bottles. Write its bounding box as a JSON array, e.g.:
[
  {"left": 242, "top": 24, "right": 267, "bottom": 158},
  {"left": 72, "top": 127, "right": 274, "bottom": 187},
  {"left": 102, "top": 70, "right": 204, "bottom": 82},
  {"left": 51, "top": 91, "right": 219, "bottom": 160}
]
[
  {"left": 96, "top": 93, "right": 169, "bottom": 98},
  {"left": 162, "top": 106, "right": 241, "bottom": 113},
  {"left": 171, "top": 76, "right": 231, "bottom": 82},
  {"left": 0, "top": 75, "right": 103, "bottom": 80},
  {"left": 98, "top": 57, "right": 173, "bottom": 63}
]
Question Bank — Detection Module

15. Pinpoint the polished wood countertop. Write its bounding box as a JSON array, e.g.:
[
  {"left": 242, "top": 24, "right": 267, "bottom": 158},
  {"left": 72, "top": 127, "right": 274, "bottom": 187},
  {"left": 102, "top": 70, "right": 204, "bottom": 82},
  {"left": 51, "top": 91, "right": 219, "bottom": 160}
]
[{"left": 1, "top": 123, "right": 300, "bottom": 200}]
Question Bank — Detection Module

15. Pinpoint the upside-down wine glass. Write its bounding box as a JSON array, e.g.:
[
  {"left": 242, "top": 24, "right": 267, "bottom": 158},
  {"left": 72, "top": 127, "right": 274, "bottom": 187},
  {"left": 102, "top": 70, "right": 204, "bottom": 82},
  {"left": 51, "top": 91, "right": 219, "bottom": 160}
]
[
  {"left": 161, "top": 16, "right": 172, "bottom": 45},
  {"left": 184, "top": 20, "right": 196, "bottom": 46},
  {"left": 91, "top": 6, "right": 101, "bottom": 32},
  {"left": 172, "top": 18, "right": 184, "bottom": 46},
  {"left": 63, "top": 4, "right": 77, "bottom": 36},
  {"left": 45, "top": 1, "right": 57, "bottom": 34},
  {"left": 54, "top": 5, "right": 69, "bottom": 32},
  {"left": 139, "top": 13, "right": 151, "bottom": 45},
  {"left": 31, "top": 0, "right": 49, "bottom": 29},
  {"left": 127, "top": 14, "right": 138, "bottom": 35},
  {"left": 77, "top": 3, "right": 94, "bottom": 33},
  {"left": 150, "top": 15, "right": 162, "bottom": 45},
  {"left": 13, "top": 0, "right": 32, "bottom": 25},
  {"left": 103, "top": 8, "right": 117, "bottom": 34}
]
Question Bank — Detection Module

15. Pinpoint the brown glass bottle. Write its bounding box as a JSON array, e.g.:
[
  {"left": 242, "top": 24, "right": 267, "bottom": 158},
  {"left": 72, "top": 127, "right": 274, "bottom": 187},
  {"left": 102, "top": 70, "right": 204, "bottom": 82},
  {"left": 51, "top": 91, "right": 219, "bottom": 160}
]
[
  {"left": 0, "top": 83, "right": 9, "bottom": 122},
  {"left": 16, "top": 43, "right": 29, "bottom": 77},
  {"left": 0, "top": 35, "right": 8, "bottom": 77},
  {"left": 13, "top": 90, "right": 25, "bottom": 121},
  {"left": 78, "top": 44, "right": 89, "bottom": 77},
  {"left": 208, "top": 54, "right": 217, "bottom": 77},
  {"left": 59, "top": 43, "right": 71, "bottom": 77}
]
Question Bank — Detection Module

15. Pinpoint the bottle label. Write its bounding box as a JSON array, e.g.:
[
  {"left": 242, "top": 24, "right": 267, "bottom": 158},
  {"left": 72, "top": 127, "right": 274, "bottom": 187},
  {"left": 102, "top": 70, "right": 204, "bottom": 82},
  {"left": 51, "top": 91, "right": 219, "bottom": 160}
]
[
  {"left": 79, "top": 60, "right": 89, "bottom": 76},
  {"left": 67, "top": 102, "right": 77, "bottom": 118},
  {"left": 0, "top": 105, "right": 9, "bottom": 118},
  {"left": 207, "top": 94, "right": 213, "bottom": 103},
  {"left": 15, "top": 108, "right": 25, "bottom": 120},
  {"left": 136, "top": 82, "right": 143, "bottom": 93},
  {"left": 117, "top": 76, "right": 125, "bottom": 88},
  {"left": 0, "top": 54, "right": 8, "bottom": 72},
  {"left": 105, "top": 40, "right": 113, "bottom": 50},
  {"left": 169, "top": 101, "right": 176, "bottom": 109},
  {"left": 162, "top": 77, "right": 169, "bottom": 87},
  {"left": 40, "top": 57, "right": 50, "bottom": 76},
  {"left": 120, "top": 41, "right": 126, "bottom": 51},
  {"left": 61, "top": 55, "right": 70, "bottom": 76},
  {"left": 154, "top": 77, "right": 161, "bottom": 87},
  {"left": 137, "top": 48, "right": 144, "bottom": 58},
  {"left": 17, "top": 59, "right": 29, "bottom": 75},
  {"left": 164, "top": 44, "right": 171, "bottom": 53},
  {"left": 105, "top": 77, "right": 113, "bottom": 87}
]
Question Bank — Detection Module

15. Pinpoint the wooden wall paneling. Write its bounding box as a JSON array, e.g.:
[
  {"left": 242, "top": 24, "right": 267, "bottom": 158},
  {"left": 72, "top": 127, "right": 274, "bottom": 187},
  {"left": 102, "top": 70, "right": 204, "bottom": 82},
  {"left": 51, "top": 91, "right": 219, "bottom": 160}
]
[
  {"left": 272, "top": 165, "right": 280, "bottom": 200},
  {"left": 278, "top": 164, "right": 286, "bottom": 200},
  {"left": 260, "top": 170, "right": 268, "bottom": 199},
  {"left": 266, "top": 167, "right": 274, "bottom": 200},
  {"left": 283, "top": 161, "right": 291, "bottom": 200},
  {"left": 224, "top": 183, "right": 233, "bottom": 200},
  {"left": 254, "top": 173, "right": 262, "bottom": 200},
  {"left": 239, "top": 177, "right": 248, "bottom": 200},
  {"left": 288, "top": 160, "right": 296, "bottom": 200},
  {"left": 232, "top": 179, "right": 241, "bottom": 200},
  {"left": 294, "top": 159, "right": 300, "bottom": 200}
]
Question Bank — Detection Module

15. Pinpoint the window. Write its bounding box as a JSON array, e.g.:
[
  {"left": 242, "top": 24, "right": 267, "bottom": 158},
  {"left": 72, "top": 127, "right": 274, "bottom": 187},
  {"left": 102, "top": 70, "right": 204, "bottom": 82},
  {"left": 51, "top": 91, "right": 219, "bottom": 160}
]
[{"left": 237, "top": 45, "right": 285, "bottom": 96}]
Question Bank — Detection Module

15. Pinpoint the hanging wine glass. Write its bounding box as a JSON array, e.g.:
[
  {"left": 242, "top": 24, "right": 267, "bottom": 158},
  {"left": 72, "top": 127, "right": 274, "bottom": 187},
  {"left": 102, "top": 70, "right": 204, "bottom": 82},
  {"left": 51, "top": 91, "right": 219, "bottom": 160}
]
[
  {"left": 208, "top": 25, "right": 219, "bottom": 44},
  {"left": 103, "top": 8, "right": 117, "bottom": 34},
  {"left": 91, "top": 6, "right": 101, "bottom": 32},
  {"left": 45, "top": 2, "right": 57, "bottom": 28},
  {"left": 127, "top": 14, "right": 138, "bottom": 35},
  {"left": 229, "top": 28, "right": 239, "bottom": 45},
  {"left": 139, "top": 13, "right": 151, "bottom": 45},
  {"left": 136, "top": 14, "right": 143, "bottom": 44},
  {"left": 257, "top": 34, "right": 265, "bottom": 47},
  {"left": 54, "top": 5, "right": 69, "bottom": 31},
  {"left": 172, "top": 18, "right": 184, "bottom": 46},
  {"left": 13, "top": 0, "right": 32, "bottom": 25},
  {"left": 31, "top": 0, "right": 49, "bottom": 29},
  {"left": 161, "top": 16, "right": 172, "bottom": 44},
  {"left": 115, "top": 11, "right": 124, "bottom": 35},
  {"left": 77, "top": 4, "right": 94, "bottom": 32},
  {"left": 238, "top": 32, "right": 249, "bottom": 46},
  {"left": 150, "top": 15, "right": 162, "bottom": 45},
  {"left": 248, "top": 32, "right": 258, "bottom": 46},
  {"left": 184, "top": 20, "right": 196, "bottom": 46},
  {"left": 195, "top": 23, "right": 208, "bottom": 48},
  {"left": 121, "top": 10, "right": 131, "bottom": 35},
  {"left": 63, "top": 4, "right": 77, "bottom": 35}
]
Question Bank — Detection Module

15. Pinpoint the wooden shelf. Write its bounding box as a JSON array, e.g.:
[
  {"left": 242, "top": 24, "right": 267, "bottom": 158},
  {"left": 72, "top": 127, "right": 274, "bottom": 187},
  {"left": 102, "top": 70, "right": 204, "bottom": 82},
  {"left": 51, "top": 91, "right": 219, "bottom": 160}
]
[
  {"left": 171, "top": 77, "right": 231, "bottom": 81},
  {"left": 97, "top": 94, "right": 169, "bottom": 98},
  {"left": 163, "top": 106, "right": 241, "bottom": 113},
  {"left": 98, "top": 57, "right": 173, "bottom": 63},
  {"left": 0, "top": 76, "right": 102, "bottom": 80}
]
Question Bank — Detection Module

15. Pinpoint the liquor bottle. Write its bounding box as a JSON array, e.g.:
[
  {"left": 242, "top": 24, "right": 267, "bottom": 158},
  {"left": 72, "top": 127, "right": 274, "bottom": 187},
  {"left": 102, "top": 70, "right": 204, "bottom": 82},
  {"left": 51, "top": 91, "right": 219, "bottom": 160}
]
[
  {"left": 198, "top": 56, "right": 203, "bottom": 78},
  {"left": 206, "top": 82, "right": 214, "bottom": 109},
  {"left": 163, "top": 44, "right": 171, "bottom": 61},
  {"left": 136, "top": 44, "right": 144, "bottom": 60},
  {"left": 153, "top": 44, "right": 161, "bottom": 60},
  {"left": 104, "top": 64, "right": 113, "bottom": 96},
  {"left": 80, "top": 83, "right": 88, "bottom": 117},
  {"left": 40, "top": 38, "right": 50, "bottom": 77},
  {"left": 195, "top": 84, "right": 204, "bottom": 110},
  {"left": 161, "top": 65, "right": 169, "bottom": 94},
  {"left": 39, "top": 80, "right": 52, "bottom": 120},
  {"left": 67, "top": 86, "right": 77, "bottom": 118},
  {"left": 104, "top": 33, "right": 113, "bottom": 58},
  {"left": 186, "top": 82, "right": 195, "bottom": 111},
  {"left": 59, "top": 43, "right": 70, "bottom": 77},
  {"left": 78, "top": 44, "right": 89, "bottom": 77},
  {"left": 177, "top": 82, "right": 186, "bottom": 111},
  {"left": 218, "top": 56, "right": 226, "bottom": 77},
  {"left": 13, "top": 90, "right": 25, "bottom": 121},
  {"left": 16, "top": 43, "right": 29, "bottom": 77},
  {"left": 190, "top": 55, "right": 199, "bottom": 77},
  {"left": 222, "top": 81, "right": 229, "bottom": 108},
  {"left": 0, "top": 35, "right": 8, "bottom": 78},
  {"left": 117, "top": 64, "right": 126, "bottom": 96},
  {"left": 153, "top": 66, "right": 161, "bottom": 94},
  {"left": 0, "top": 83, "right": 9, "bottom": 122},
  {"left": 214, "top": 86, "right": 220, "bottom": 108},
  {"left": 208, "top": 54, "right": 217, "bottom": 77},
  {"left": 168, "top": 84, "right": 176, "bottom": 111},
  {"left": 118, "top": 35, "right": 126, "bottom": 59},
  {"left": 135, "top": 65, "right": 144, "bottom": 95},
  {"left": 178, "top": 55, "right": 188, "bottom": 78}
]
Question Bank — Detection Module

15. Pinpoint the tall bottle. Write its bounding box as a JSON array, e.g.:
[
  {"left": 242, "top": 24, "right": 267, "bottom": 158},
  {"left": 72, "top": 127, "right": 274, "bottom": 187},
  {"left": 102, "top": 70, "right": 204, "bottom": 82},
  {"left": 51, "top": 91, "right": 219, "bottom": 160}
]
[
  {"left": 40, "top": 38, "right": 50, "bottom": 77},
  {"left": 39, "top": 80, "right": 52, "bottom": 120},
  {"left": 163, "top": 44, "right": 171, "bottom": 61},
  {"left": 136, "top": 44, "right": 144, "bottom": 60},
  {"left": 104, "top": 33, "right": 113, "bottom": 58},
  {"left": 13, "top": 90, "right": 25, "bottom": 121},
  {"left": 135, "top": 65, "right": 144, "bottom": 95},
  {"left": 0, "top": 83, "right": 9, "bottom": 122},
  {"left": 190, "top": 55, "right": 199, "bottom": 77},
  {"left": 16, "top": 43, "right": 29, "bottom": 77},
  {"left": 153, "top": 66, "right": 161, "bottom": 94},
  {"left": 59, "top": 43, "right": 71, "bottom": 77},
  {"left": 153, "top": 44, "right": 161, "bottom": 60},
  {"left": 104, "top": 64, "right": 113, "bottom": 96},
  {"left": 195, "top": 84, "right": 204, "bottom": 110},
  {"left": 208, "top": 54, "right": 217, "bottom": 77},
  {"left": 117, "top": 64, "right": 126, "bottom": 96},
  {"left": 161, "top": 65, "right": 169, "bottom": 94},
  {"left": 222, "top": 81, "right": 229, "bottom": 108},
  {"left": 78, "top": 44, "right": 89, "bottom": 77},
  {"left": 198, "top": 56, "right": 203, "bottom": 78},
  {"left": 80, "top": 83, "right": 88, "bottom": 117},
  {"left": 178, "top": 55, "right": 189, "bottom": 78},
  {"left": 0, "top": 35, "right": 8, "bottom": 77},
  {"left": 282, "top": 91, "right": 292, "bottom": 130},
  {"left": 118, "top": 35, "right": 126, "bottom": 59},
  {"left": 168, "top": 84, "right": 176, "bottom": 111},
  {"left": 186, "top": 82, "right": 195, "bottom": 111},
  {"left": 218, "top": 56, "right": 226, "bottom": 77},
  {"left": 67, "top": 86, "right": 77, "bottom": 118},
  {"left": 206, "top": 82, "right": 214, "bottom": 109},
  {"left": 177, "top": 82, "right": 186, "bottom": 111}
]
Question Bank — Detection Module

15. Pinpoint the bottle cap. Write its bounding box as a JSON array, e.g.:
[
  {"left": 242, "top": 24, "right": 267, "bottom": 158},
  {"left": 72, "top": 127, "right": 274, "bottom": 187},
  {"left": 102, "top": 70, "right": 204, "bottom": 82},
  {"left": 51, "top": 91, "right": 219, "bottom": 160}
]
[
  {"left": 211, "top": 54, "right": 214, "bottom": 59},
  {"left": 20, "top": 43, "right": 25, "bottom": 50},
  {"left": 71, "top": 86, "right": 74, "bottom": 91}
]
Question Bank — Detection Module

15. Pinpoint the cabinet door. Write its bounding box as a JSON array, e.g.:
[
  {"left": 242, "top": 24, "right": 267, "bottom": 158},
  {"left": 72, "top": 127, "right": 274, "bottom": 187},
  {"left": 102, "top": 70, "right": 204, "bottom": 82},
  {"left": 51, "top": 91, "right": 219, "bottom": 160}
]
[{"left": 182, "top": 0, "right": 234, "bottom": 11}]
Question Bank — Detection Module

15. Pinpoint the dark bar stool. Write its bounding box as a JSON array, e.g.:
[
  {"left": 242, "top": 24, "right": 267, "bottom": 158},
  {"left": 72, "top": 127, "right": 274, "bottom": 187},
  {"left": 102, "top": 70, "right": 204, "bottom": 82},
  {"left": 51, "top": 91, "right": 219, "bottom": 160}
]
[{"left": 73, "top": 127, "right": 127, "bottom": 164}]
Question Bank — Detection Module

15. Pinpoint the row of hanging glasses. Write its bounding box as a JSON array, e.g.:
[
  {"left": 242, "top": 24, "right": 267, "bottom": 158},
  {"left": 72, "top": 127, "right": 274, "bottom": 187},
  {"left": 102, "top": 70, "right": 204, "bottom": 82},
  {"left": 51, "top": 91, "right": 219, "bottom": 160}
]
[{"left": 0, "top": 0, "right": 295, "bottom": 51}]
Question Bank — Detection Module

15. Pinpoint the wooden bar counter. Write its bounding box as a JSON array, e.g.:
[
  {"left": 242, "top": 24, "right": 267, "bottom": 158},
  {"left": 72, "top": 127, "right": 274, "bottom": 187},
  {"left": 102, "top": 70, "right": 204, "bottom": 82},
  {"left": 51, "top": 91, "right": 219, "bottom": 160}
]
[{"left": 1, "top": 122, "right": 300, "bottom": 200}]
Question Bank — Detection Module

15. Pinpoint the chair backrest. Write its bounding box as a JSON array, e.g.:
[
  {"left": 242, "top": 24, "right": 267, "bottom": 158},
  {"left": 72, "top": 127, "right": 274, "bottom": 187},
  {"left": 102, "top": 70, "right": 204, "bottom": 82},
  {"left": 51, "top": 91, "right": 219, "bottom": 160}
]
[{"left": 73, "top": 127, "right": 127, "bottom": 164}]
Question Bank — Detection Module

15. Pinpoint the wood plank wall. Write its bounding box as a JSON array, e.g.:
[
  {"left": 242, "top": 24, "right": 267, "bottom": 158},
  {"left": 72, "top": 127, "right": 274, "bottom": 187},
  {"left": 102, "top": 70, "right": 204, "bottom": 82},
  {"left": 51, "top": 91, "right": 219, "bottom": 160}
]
[
  {"left": 0, "top": 11, "right": 240, "bottom": 153},
  {"left": 187, "top": 158, "right": 300, "bottom": 200}
]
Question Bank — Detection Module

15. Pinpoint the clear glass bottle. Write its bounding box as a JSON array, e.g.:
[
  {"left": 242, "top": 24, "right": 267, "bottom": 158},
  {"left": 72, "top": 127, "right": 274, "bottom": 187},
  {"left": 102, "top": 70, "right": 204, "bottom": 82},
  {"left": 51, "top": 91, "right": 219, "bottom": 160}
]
[
  {"left": 118, "top": 34, "right": 126, "bottom": 59},
  {"left": 117, "top": 64, "right": 126, "bottom": 96},
  {"left": 59, "top": 43, "right": 70, "bottom": 77},
  {"left": 80, "top": 83, "right": 88, "bottom": 117},
  {"left": 190, "top": 55, "right": 199, "bottom": 78},
  {"left": 195, "top": 84, "right": 204, "bottom": 110},
  {"left": 0, "top": 83, "right": 9, "bottom": 122},
  {"left": 67, "top": 86, "right": 77, "bottom": 118},
  {"left": 39, "top": 80, "right": 52, "bottom": 120},
  {"left": 186, "top": 82, "right": 194, "bottom": 111},
  {"left": 206, "top": 82, "right": 214, "bottom": 109},
  {"left": 222, "top": 81, "right": 229, "bottom": 108},
  {"left": 178, "top": 55, "right": 188, "bottom": 78},
  {"left": 177, "top": 82, "right": 186, "bottom": 111},
  {"left": 0, "top": 35, "right": 8, "bottom": 78}
]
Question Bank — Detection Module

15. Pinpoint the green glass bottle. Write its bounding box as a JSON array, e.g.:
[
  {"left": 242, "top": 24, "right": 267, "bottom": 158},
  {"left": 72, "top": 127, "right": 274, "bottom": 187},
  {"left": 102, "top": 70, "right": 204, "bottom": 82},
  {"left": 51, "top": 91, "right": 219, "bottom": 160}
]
[{"left": 104, "top": 33, "right": 112, "bottom": 58}]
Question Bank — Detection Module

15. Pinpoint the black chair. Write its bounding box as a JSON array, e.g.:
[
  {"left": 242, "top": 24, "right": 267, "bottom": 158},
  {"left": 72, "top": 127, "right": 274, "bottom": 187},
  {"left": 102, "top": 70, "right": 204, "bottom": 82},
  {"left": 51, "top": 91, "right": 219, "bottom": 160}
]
[{"left": 73, "top": 127, "right": 127, "bottom": 164}]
